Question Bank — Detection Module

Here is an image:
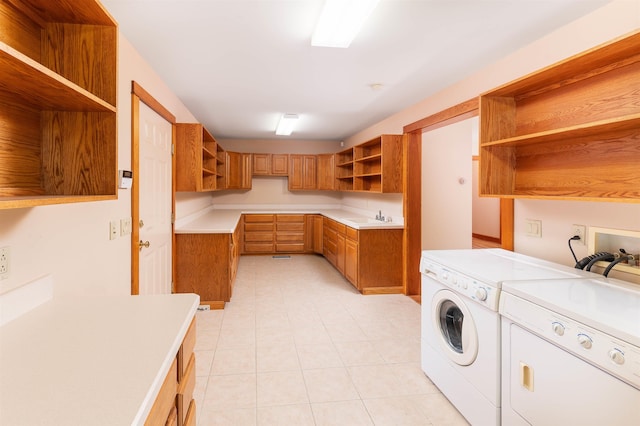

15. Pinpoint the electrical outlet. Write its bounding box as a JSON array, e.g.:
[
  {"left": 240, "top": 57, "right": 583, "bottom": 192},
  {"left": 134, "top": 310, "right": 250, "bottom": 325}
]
[
  {"left": 109, "top": 220, "right": 118, "bottom": 240},
  {"left": 197, "top": 305, "right": 211, "bottom": 311},
  {"left": 120, "top": 217, "right": 132, "bottom": 236},
  {"left": 0, "top": 246, "right": 10, "bottom": 279},
  {"left": 572, "top": 224, "right": 586, "bottom": 245}
]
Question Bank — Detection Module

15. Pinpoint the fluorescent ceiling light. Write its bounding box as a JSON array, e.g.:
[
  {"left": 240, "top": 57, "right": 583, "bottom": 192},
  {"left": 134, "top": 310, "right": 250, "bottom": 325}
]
[
  {"left": 275, "top": 113, "right": 298, "bottom": 136},
  {"left": 312, "top": 0, "right": 380, "bottom": 48}
]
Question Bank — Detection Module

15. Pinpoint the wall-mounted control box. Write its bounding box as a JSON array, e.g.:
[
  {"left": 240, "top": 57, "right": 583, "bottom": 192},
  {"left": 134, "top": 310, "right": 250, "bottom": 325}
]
[{"left": 118, "top": 170, "right": 133, "bottom": 189}]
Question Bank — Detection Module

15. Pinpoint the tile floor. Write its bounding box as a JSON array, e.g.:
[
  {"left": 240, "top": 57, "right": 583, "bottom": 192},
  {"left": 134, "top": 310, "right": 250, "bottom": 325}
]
[{"left": 194, "top": 254, "right": 469, "bottom": 426}]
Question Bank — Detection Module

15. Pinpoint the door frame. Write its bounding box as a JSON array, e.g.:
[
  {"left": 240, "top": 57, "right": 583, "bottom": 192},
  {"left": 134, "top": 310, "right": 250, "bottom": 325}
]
[
  {"left": 402, "top": 98, "right": 514, "bottom": 299},
  {"left": 131, "top": 81, "right": 177, "bottom": 295}
]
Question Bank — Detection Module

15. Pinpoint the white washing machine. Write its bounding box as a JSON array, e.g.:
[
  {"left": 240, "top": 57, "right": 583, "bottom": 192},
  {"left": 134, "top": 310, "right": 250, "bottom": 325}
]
[
  {"left": 420, "top": 249, "right": 602, "bottom": 425},
  {"left": 500, "top": 277, "right": 640, "bottom": 425}
]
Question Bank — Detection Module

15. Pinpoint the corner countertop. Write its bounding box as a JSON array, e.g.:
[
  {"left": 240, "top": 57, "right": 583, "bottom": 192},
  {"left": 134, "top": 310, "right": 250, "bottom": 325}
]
[
  {"left": 0, "top": 293, "right": 200, "bottom": 426},
  {"left": 175, "top": 208, "right": 404, "bottom": 234}
]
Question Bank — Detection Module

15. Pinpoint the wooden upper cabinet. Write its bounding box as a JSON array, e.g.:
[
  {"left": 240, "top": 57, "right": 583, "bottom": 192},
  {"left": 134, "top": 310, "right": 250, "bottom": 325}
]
[
  {"left": 479, "top": 29, "right": 640, "bottom": 202},
  {"left": 289, "top": 155, "right": 317, "bottom": 190},
  {"left": 226, "top": 151, "right": 251, "bottom": 190},
  {"left": 252, "top": 154, "right": 288, "bottom": 176},
  {"left": 176, "top": 123, "right": 225, "bottom": 192},
  {"left": 336, "top": 135, "right": 403, "bottom": 193},
  {"left": 0, "top": 0, "right": 118, "bottom": 209},
  {"left": 317, "top": 154, "right": 336, "bottom": 190}
]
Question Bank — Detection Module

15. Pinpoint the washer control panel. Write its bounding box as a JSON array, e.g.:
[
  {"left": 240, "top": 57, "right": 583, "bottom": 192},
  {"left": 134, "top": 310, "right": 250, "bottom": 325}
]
[
  {"left": 501, "top": 292, "right": 640, "bottom": 389},
  {"left": 420, "top": 258, "right": 499, "bottom": 311}
]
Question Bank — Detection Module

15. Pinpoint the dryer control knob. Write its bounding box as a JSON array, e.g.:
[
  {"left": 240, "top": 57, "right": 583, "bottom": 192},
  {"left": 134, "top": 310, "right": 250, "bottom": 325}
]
[
  {"left": 577, "top": 334, "right": 593, "bottom": 349},
  {"left": 609, "top": 349, "right": 625, "bottom": 365},
  {"left": 552, "top": 322, "right": 565, "bottom": 336},
  {"left": 475, "top": 287, "right": 488, "bottom": 301}
]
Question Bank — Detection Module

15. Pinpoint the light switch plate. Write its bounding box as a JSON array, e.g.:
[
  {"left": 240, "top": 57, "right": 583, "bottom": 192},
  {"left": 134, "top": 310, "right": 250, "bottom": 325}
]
[
  {"left": 0, "top": 246, "right": 9, "bottom": 279},
  {"left": 525, "top": 219, "right": 542, "bottom": 238},
  {"left": 120, "top": 217, "right": 132, "bottom": 236}
]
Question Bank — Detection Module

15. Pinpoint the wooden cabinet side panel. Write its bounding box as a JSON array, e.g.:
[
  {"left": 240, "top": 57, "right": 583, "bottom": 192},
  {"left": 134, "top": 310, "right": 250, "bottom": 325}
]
[
  {"left": 175, "top": 124, "right": 202, "bottom": 191},
  {"left": 312, "top": 215, "right": 323, "bottom": 254},
  {"left": 357, "top": 230, "right": 403, "bottom": 290},
  {"left": 225, "top": 151, "right": 242, "bottom": 189},
  {"left": 381, "top": 135, "right": 403, "bottom": 193},
  {"left": 345, "top": 238, "right": 358, "bottom": 287},
  {"left": 175, "top": 234, "right": 231, "bottom": 302}
]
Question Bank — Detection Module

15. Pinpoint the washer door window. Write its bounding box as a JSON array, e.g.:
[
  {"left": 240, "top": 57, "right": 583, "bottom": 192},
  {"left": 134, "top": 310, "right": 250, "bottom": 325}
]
[{"left": 431, "top": 289, "right": 479, "bottom": 366}]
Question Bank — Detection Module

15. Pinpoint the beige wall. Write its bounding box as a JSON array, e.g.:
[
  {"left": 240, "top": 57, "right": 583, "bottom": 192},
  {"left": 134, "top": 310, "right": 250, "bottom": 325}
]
[
  {"left": 343, "top": 1, "right": 640, "bottom": 273},
  {"left": 0, "top": 34, "right": 199, "bottom": 299}
]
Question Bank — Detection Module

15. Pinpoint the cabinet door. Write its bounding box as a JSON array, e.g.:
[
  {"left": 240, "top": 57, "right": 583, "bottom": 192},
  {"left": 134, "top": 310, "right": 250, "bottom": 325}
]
[
  {"left": 226, "top": 151, "right": 243, "bottom": 189},
  {"left": 241, "top": 153, "right": 252, "bottom": 189},
  {"left": 313, "top": 215, "right": 323, "bottom": 254},
  {"left": 303, "top": 155, "right": 317, "bottom": 189},
  {"left": 317, "top": 154, "right": 335, "bottom": 190},
  {"left": 345, "top": 238, "right": 358, "bottom": 288},
  {"left": 288, "top": 155, "right": 304, "bottom": 190},
  {"left": 252, "top": 154, "right": 271, "bottom": 175},
  {"left": 272, "top": 154, "right": 289, "bottom": 175},
  {"left": 336, "top": 233, "right": 346, "bottom": 274}
]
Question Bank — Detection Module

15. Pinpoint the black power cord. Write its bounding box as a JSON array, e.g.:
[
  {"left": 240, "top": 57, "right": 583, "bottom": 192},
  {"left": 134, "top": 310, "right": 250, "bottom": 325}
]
[{"left": 568, "top": 235, "right": 581, "bottom": 265}]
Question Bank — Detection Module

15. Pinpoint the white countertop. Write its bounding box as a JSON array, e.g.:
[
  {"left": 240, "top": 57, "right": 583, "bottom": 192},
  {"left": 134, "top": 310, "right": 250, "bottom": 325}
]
[
  {"left": 0, "top": 293, "right": 199, "bottom": 425},
  {"left": 175, "top": 208, "right": 404, "bottom": 234}
]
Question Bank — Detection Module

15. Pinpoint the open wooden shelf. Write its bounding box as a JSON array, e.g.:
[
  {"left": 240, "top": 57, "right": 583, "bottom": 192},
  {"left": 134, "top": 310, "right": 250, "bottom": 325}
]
[
  {"left": 0, "top": 0, "right": 118, "bottom": 209},
  {"left": 176, "top": 123, "right": 227, "bottom": 192},
  {"left": 479, "top": 29, "right": 640, "bottom": 202}
]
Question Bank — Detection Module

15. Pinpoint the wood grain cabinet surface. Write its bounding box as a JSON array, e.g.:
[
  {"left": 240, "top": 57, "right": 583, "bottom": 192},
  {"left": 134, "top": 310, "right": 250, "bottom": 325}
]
[
  {"left": 226, "top": 151, "right": 252, "bottom": 190},
  {"left": 0, "top": 0, "right": 118, "bottom": 209},
  {"left": 145, "top": 317, "right": 197, "bottom": 426},
  {"left": 289, "top": 155, "right": 317, "bottom": 190},
  {"left": 176, "top": 123, "right": 226, "bottom": 192},
  {"left": 479, "top": 29, "right": 640, "bottom": 202},
  {"left": 175, "top": 225, "right": 240, "bottom": 309},
  {"left": 252, "top": 153, "right": 289, "bottom": 176},
  {"left": 322, "top": 217, "right": 402, "bottom": 294}
]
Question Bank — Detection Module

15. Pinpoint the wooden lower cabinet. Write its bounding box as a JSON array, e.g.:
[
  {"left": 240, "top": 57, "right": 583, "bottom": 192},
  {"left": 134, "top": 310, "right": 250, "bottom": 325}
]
[
  {"left": 276, "top": 215, "right": 305, "bottom": 252},
  {"left": 322, "top": 217, "right": 402, "bottom": 294},
  {"left": 243, "top": 214, "right": 275, "bottom": 253},
  {"left": 175, "top": 225, "right": 240, "bottom": 309},
  {"left": 243, "top": 214, "right": 318, "bottom": 254},
  {"left": 145, "top": 317, "right": 197, "bottom": 426}
]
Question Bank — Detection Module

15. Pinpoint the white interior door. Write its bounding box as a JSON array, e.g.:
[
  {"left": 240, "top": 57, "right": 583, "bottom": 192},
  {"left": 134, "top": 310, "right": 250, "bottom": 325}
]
[
  {"left": 138, "top": 102, "right": 173, "bottom": 295},
  {"left": 421, "top": 118, "right": 473, "bottom": 250}
]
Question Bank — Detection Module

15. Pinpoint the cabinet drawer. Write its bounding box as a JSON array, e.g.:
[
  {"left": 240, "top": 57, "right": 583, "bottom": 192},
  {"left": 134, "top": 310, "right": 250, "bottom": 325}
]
[
  {"left": 345, "top": 227, "right": 358, "bottom": 241},
  {"left": 244, "top": 214, "right": 274, "bottom": 223},
  {"left": 276, "top": 214, "right": 304, "bottom": 223},
  {"left": 244, "top": 232, "right": 274, "bottom": 242},
  {"left": 276, "top": 243, "right": 305, "bottom": 252},
  {"left": 276, "top": 222, "right": 304, "bottom": 232},
  {"left": 276, "top": 233, "right": 304, "bottom": 242},
  {"left": 177, "top": 354, "right": 196, "bottom": 426},
  {"left": 144, "top": 358, "right": 178, "bottom": 426},
  {"left": 179, "top": 318, "right": 196, "bottom": 379},
  {"left": 244, "top": 223, "right": 273, "bottom": 232},
  {"left": 183, "top": 400, "right": 196, "bottom": 426},
  {"left": 244, "top": 243, "right": 275, "bottom": 252}
]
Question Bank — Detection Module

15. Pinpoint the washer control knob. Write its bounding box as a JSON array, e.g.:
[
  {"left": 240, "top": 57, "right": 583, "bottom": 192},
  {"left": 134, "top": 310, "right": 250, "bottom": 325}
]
[
  {"left": 577, "top": 333, "right": 593, "bottom": 349},
  {"left": 452, "top": 277, "right": 458, "bottom": 285},
  {"left": 552, "top": 322, "right": 565, "bottom": 336},
  {"left": 475, "top": 287, "right": 488, "bottom": 301},
  {"left": 608, "top": 348, "right": 625, "bottom": 365},
  {"left": 442, "top": 272, "right": 449, "bottom": 281}
]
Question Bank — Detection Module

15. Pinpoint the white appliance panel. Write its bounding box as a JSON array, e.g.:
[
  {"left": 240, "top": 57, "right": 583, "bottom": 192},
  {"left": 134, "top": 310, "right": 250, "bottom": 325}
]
[{"left": 503, "top": 322, "right": 640, "bottom": 426}]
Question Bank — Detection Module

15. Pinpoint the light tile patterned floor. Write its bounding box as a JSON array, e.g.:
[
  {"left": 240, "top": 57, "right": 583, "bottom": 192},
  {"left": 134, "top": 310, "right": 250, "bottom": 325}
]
[{"left": 194, "top": 254, "right": 469, "bottom": 426}]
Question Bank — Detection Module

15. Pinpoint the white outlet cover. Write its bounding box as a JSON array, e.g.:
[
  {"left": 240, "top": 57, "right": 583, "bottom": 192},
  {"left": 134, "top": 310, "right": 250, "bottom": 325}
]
[{"left": 109, "top": 220, "right": 118, "bottom": 240}]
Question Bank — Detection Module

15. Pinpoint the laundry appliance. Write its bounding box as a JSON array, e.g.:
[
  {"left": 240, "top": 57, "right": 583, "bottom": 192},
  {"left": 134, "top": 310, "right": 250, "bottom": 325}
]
[
  {"left": 500, "top": 277, "right": 640, "bottom": 425},
  {"left": 420, "top": 248, "right": 602, "bottom": 425}
]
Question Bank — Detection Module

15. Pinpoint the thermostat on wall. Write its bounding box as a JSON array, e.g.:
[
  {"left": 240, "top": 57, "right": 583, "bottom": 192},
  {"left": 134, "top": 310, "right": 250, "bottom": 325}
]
[{"left": 118, "top": 170, "right": 133, "bottom": 189}]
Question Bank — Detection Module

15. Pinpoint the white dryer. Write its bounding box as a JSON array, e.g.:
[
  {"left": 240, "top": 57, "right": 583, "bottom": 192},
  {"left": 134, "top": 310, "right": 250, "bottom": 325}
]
[
  {"left": 420, "top": 249, "right": 602, "bottom": 425},
  {"left": 500, "top": 277, "right": 640, "bottom": 425}
]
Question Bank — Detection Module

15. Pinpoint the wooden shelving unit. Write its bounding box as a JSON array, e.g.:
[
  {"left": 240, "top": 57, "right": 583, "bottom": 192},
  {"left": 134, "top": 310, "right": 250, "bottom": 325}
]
[
  {"left": 0, "top": 0, "right": 118, "bottom": 209},
  {"left": 479, "top": 29, "right": 640, "bottom": 202},
  {"left": 176, "top": 123, "right": 226, "bottom": 192},
  {"left": 336, "top": 135, "right": 403, "bottom": 193}
]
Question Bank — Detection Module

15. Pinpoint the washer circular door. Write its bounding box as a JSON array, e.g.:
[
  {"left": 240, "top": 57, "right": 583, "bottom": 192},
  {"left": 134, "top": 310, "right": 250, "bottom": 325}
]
[{"left": 431, "top": 289, "right": 479, "bottom": 366}]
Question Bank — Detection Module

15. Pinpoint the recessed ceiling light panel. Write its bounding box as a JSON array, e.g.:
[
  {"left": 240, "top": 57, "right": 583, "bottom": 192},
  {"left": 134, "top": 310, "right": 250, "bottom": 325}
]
[
  {"left": 275, "top": 113, "right": 299, "bottom": 136},
  {"left": 312, "top": 0, "right": 380, "bottom": 48}
]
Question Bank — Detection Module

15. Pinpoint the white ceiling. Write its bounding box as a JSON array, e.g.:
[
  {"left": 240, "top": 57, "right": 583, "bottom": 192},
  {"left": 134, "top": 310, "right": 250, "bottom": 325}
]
[{"left": 101, "top": 0, "right": 609, "bottom": 141}]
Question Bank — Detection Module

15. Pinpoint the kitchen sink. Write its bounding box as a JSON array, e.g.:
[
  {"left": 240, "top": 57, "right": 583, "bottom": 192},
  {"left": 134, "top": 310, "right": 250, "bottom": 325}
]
[{"left": 344, "top": 217, "right": 384, "bottom": 224}]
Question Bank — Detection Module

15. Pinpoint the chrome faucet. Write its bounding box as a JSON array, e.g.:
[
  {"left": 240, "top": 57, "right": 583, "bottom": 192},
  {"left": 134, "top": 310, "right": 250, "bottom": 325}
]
[{"left": 376, "top": 210, "right": 385, "bottom": 221}]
